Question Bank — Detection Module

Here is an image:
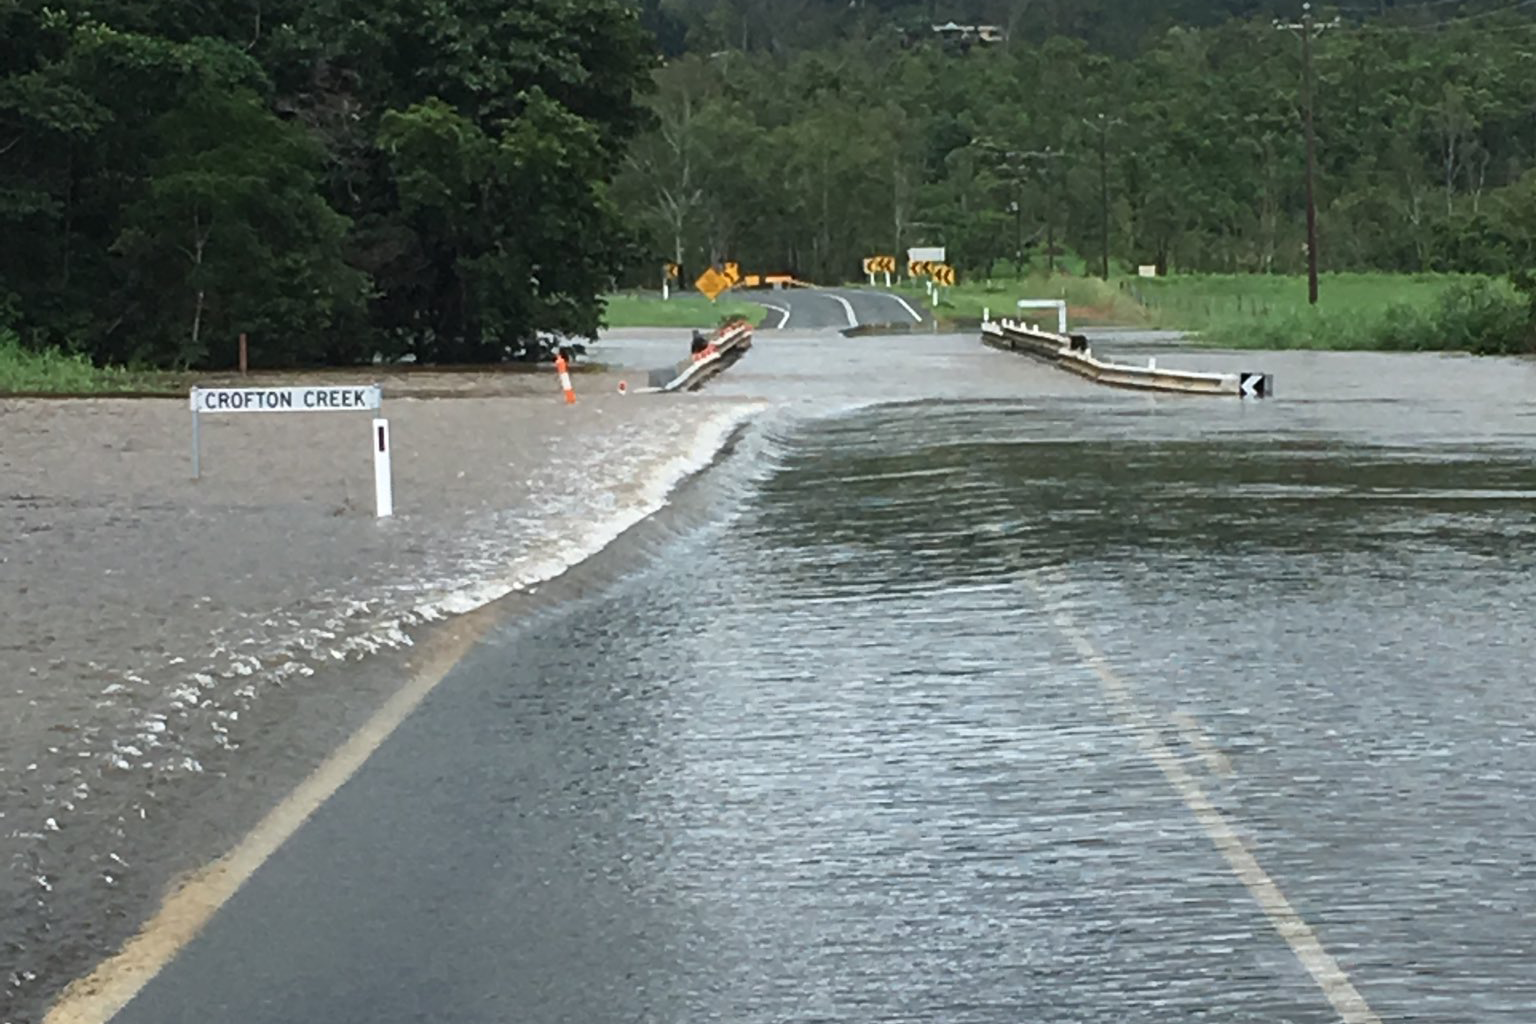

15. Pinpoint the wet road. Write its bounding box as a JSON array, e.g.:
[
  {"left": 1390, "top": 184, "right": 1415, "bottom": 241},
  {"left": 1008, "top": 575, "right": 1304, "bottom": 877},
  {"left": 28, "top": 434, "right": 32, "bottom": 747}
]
[
  {"left": 748, "top": 286, "right": 925, "bottom": 330},
  {"left": 96, "top": 331, "right": 1536, "bottom": 1022}
]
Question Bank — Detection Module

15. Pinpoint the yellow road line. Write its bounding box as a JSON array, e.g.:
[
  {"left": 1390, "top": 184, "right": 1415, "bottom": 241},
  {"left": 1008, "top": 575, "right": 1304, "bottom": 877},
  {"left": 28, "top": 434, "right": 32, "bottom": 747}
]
[
  {"left": 44, "top": 611, "right": 498, "bottom": 1024},
  {"left": 1030, "top": 574, "right": 1382, "bottom": 1024}
]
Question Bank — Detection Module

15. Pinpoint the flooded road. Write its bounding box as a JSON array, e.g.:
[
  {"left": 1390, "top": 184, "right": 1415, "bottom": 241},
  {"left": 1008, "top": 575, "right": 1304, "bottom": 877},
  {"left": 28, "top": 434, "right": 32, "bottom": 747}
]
[{"left": 77, "top": 329, "right": 1536, "bottom": 1022}]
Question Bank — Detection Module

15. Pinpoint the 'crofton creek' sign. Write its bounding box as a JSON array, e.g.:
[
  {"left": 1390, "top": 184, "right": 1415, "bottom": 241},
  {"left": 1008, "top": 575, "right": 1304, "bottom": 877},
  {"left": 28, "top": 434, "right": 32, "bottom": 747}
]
[
  {"left": 186, "top": 384, "right": 393, "bottom": 517},
  {"left": 189, "top": 386, "right": 382, "bottom": 413}
]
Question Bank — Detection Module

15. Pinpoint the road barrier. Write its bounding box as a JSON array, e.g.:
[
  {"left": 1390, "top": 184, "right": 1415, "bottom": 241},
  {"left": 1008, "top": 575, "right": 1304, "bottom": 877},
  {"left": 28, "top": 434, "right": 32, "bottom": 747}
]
[
  {"left": 631, "top": 320, "right": 754, "bottom": 394},
  {"left": 982, "top": 319, "right": 1272, "bottom": 398}
]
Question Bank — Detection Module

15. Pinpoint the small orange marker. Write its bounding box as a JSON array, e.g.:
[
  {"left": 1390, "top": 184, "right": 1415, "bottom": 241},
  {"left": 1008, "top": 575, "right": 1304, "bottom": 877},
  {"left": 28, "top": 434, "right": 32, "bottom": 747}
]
[{"left": 555, "top": 353, "right": 576, "bottom": 404}]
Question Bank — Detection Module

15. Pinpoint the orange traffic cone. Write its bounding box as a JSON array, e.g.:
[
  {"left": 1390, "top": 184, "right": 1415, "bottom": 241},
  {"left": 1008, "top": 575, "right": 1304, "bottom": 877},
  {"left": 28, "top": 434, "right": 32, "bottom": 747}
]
[{"left": 555, "top": 353, "right": 576, "bottom": 405}]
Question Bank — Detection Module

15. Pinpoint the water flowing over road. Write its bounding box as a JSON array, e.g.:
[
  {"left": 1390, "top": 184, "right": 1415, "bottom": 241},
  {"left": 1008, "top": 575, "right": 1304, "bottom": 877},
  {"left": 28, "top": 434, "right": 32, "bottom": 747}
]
[{"left": 70, "top": 305, "right": 1536, "bottom": 1023}]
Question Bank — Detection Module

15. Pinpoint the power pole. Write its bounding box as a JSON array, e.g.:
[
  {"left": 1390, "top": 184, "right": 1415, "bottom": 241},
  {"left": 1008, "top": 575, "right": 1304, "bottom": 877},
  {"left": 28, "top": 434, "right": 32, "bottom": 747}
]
[
  {"left": 1084, "top": 114, "right": 1123, "bottom": 281},
  {"left": 977, "top": 141, "right": 1065, "bottom": 274},
  {"left": 1017, "top": 148, "right": 1066, "bottom": 273},
  {"left": 1300, "top": 5, "right": 1319, "bottom": 305},
  {"left": 1277, "top": 3, "right": 1339, "bottom": 306},
  {"left": 1100, "top": 123, "right": 1110, "bottom": 281}
]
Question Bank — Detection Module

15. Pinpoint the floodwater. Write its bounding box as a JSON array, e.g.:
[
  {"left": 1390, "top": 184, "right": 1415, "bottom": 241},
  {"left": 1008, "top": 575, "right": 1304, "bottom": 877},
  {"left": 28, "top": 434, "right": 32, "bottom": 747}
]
[{"left": 100, "top": 329, "right": 1536, "bottom": 1023}]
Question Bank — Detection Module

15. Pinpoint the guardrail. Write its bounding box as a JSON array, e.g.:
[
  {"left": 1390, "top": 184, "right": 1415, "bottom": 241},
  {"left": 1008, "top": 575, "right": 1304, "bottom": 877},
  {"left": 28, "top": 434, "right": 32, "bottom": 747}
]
[
  {"left": 631, "top": 320, "right": 754, "bottom": 394},
  {"left": 982, "top": 319, "right": 1272, "bottom": 398}
]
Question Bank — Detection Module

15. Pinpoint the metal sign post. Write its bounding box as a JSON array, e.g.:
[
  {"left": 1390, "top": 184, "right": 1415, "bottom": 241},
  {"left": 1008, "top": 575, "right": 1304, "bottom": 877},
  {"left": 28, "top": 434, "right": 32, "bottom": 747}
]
[{"left": 1016, "top": 299, "right": 1070, "bottom": 336}]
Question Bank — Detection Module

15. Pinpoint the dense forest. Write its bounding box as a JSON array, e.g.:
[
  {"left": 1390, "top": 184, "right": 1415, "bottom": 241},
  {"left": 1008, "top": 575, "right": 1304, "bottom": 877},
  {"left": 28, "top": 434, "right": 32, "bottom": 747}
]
[
  {"left": 620, "top": 0, "right": 1536, "bottom": 289},
  {"left": 5, "top": 0, "right": 1536, "bottom": 367},
  {"left": 0, "top": 0, "right": 653, "bottom": 367}
]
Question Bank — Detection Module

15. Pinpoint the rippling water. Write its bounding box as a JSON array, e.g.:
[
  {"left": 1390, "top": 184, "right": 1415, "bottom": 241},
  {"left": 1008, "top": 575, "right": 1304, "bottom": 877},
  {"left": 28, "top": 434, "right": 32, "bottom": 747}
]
[
  {"left": 28, "top": 332, "right": 1536, "bottom": 1023},
  {"left": 417, "top": 343, "right": 1536, "bottom": 1024}
]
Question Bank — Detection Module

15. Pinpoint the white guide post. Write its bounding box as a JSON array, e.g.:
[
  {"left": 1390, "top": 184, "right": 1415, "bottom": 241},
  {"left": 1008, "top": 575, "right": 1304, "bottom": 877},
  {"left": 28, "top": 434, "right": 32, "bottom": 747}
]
[{"left": 373, "top": 418, "right": 394, "bottom": 519}]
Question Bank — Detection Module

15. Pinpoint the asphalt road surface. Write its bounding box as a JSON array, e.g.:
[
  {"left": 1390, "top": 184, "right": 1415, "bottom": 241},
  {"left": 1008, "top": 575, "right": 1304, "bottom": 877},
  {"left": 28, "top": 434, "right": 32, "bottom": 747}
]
[
  {"left": 70, "top": 330, "right": 1536, "bottom": 1024},
  {"left": 749, "top": 286, "right": 926, "bottom": 330}
]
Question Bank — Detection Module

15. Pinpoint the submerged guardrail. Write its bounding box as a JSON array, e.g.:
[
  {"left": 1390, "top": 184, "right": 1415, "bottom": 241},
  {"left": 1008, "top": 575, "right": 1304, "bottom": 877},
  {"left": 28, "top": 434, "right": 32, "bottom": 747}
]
[
  {"left": 982, "top": 318, "right": 1272, "bottom": 398},
  {"left": 631, "top": 319, "right": 754, "bottom": 395}
]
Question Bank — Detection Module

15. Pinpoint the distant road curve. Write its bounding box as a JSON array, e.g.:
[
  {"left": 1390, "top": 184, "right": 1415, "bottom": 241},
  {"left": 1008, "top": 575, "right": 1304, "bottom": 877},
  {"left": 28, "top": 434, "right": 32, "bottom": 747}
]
[{"left": 746, "top": 287, "right": 925, "bottom": 331}]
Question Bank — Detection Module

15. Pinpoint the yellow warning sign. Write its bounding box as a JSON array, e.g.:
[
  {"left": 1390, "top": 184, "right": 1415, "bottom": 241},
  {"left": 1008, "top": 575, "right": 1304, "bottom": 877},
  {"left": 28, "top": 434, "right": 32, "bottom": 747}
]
[
  {"left": 695, "top": 267, "right": 731, "bottom": 302},
  {"left": 664, "top": 262, "right": 680, "bottom": 280},
  {"left": 722, "top": 261, "right": 742, "bottom": 286},
  {"left": 932, "top": 264, "right": 957, "bottom": 287}
]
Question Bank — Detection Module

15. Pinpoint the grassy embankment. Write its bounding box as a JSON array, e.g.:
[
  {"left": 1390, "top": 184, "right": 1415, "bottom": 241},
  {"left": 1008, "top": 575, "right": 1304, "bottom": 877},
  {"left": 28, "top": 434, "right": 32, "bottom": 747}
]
[
  {"left": 903, "top": 272, "right": 1533, "bottom": 353},
  {"left": 602, "top": 291, "right": 766, "bottom": 329},
  {"left": 0, "top": 330, "right": 165, "bottom": 394},
  {"left": 892, "top": 275, "right": 1144, "bottom": 327},
  {"left": 1133, "top": 273, "right": 1531, "bottom": 352}
]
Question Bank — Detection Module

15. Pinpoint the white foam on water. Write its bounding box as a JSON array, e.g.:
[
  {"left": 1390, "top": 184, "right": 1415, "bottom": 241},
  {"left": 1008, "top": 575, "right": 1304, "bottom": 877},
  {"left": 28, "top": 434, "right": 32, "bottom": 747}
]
[
  {"left": 22, "top": 401, "right": 764, "bottom": 850},
  {"left": 411, "top": 402, "right": 760, "bottom": 621}
]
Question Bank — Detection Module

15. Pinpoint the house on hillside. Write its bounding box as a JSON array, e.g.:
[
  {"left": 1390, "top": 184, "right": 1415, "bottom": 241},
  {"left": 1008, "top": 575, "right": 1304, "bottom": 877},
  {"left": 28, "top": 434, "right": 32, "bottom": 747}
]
[{"left": 930, "top": 22, "right": 1007, "bottom": 47}]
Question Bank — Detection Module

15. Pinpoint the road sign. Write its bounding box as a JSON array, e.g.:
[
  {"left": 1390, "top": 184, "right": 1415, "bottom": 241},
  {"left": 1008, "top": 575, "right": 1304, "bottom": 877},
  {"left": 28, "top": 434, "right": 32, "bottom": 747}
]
[
  {"left": 664, "top": 262, "right": 681, "bottom": 280},
  {"left": 695, "top": 267, "right": 731, "bottom": 302},
  {"left": 932, "top": 264, "right": 957, "bottom": 287},
  {"left": 908, "top": 246, "right": 946, "bottom": 265},
  {"left": 189, "top": 386, "right": 381, "bottom": 413},
  {"left": 1239, "top": 373, "right": 1273, "bottom": 399},
  {"left": 722, "top": 261, "right": 742, "bottom": 286},
  {"left": 908, "top": 260, "right": 934, "bottom": 278},
  {"left": 187, "top": 385, "right": 391, "bottom": 516}
]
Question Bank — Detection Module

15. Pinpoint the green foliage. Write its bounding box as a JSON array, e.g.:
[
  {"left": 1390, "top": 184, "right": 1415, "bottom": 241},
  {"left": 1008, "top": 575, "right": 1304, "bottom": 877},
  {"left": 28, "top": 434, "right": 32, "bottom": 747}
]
[
  {"left": 1134, "top": 273, "right": 1534, "bottom": 353},
  {"left": 1409, "top": 278, "right": 1532, "bottom": 355},
  {"left": 112, "top": 83, "right": 365, "bottom": 367},
  {"left": 602, "top": 291, "right": 763, "bottom": 327},
  {"left": 896, "top": 273, "right": 1144, "bottom": 324},
  {"left": 616, "top": 2, "right": 1536, "bottom": 346},
  {"left": 0, "top": 0, "right": 654, "bottom": 368},
  {"left": 0, "top": 326, "right": 142, "bottom": 392}
]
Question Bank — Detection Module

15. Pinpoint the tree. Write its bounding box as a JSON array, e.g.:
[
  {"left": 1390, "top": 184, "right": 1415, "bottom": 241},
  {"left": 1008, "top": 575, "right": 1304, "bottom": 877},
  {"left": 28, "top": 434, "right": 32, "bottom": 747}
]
[{"left": 112, "top": 83, "right": 363, "bottom": 366}]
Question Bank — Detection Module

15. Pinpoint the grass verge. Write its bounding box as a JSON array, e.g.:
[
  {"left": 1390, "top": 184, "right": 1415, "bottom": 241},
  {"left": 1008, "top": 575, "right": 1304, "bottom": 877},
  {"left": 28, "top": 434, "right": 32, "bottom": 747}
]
[
  {"left": 905, "top": 271, "right": 1533, "bottom": 353},
  {"left": 603, "top": 291, "right": 765, "bottom": 329},
  {"left": 1130, "top": 272, "right": 1534, "bottom": 352},
  {"left": 891, "top": 276, "right": 1147, "bottom": 326},
  {"left": 0, "top": 331, "right": 168, "bottom": 394}
]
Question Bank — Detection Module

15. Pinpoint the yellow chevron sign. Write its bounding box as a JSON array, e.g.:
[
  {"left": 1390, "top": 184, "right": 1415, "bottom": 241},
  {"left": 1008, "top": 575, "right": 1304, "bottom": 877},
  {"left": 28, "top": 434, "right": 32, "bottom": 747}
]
[
  {"left": 931, "top": 264, "right": 957, "bottom": 287},
  {"left": 864, "top": 255, "right": 896, "bottom": 276}
]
